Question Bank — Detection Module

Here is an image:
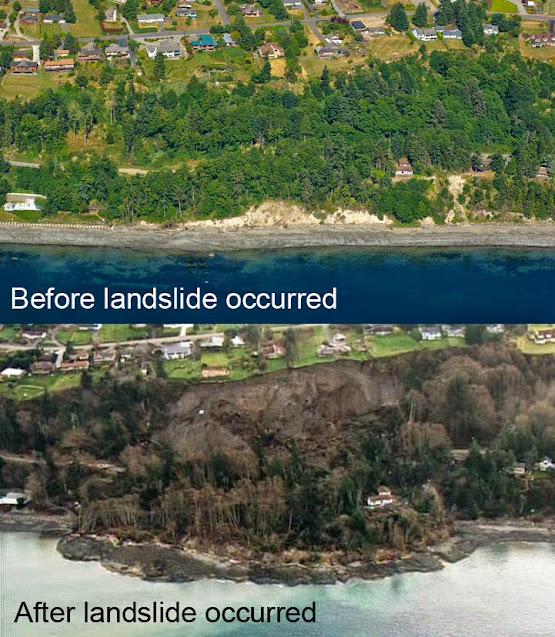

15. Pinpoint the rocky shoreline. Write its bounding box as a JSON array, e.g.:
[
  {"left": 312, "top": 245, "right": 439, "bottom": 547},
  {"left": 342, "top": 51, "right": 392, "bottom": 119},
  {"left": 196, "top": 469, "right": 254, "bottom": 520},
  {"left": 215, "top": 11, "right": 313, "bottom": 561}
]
[
  {"left": 54, "top": 520, "right": 555, "bottom": 587},
  {"left": 2, "top": 222, "right": 555, "bottom": 253}
]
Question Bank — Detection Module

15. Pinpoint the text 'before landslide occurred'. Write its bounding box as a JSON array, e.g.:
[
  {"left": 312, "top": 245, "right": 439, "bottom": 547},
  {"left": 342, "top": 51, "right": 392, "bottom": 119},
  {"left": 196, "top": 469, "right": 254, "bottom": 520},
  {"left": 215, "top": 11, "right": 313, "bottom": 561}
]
[
  {"left": 13, "top": 601, "right": 317, "bottom": 626},
  {"left": 11, "top": 287, "right": 337, "bottom": 312}
]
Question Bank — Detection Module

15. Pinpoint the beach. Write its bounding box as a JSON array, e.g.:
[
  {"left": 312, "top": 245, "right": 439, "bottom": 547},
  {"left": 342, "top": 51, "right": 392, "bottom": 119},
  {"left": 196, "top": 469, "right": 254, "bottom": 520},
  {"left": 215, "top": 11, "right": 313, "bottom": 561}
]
[{"left": 2, "top": 222, "right": 555, "bottom": 253}]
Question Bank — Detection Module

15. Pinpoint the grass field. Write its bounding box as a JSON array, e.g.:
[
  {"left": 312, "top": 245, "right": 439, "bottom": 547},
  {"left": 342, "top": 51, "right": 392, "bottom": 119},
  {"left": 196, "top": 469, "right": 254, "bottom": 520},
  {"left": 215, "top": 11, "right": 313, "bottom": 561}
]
[
  {"left": 546, "top": 0, "right": 555, "bottom": 15},
  {"left": 490, "top": 0, "right": 517, "bottom": 12},
  {"left": 69, "top": 0, "right": 103, "bottom": 37},
  {"left": 56, "top": 329, "right": 93, "bottom": 346},
  {"left": 0, "top": 70, "right": 69, "bottom": 101},
  {"left": 99, "top": 325, "right": 151, "bottom": 343},
  {"left": 370, "top": 333, "right": 466, "bottom": 357}
]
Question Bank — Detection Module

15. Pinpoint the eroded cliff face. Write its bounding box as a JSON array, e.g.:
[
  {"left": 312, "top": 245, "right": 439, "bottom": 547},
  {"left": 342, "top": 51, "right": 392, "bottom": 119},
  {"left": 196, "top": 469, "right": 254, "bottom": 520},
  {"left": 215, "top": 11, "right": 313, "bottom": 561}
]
[{"left": 159, "top": 361, "right": 403, "bottom": 460}]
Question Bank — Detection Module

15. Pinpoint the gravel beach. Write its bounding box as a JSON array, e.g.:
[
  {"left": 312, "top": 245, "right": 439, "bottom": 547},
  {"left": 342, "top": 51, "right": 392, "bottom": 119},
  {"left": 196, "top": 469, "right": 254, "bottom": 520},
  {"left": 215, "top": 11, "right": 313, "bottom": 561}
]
[{"left": 1, "top": 223, "right": 555, "bottom": 253}]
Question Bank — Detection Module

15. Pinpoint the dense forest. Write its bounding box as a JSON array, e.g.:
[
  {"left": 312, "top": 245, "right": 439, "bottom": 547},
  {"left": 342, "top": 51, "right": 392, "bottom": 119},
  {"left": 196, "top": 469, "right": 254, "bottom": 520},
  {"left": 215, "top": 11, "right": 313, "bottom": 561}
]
[
  {"left": 3, "top": 47, "right": 555, "bottom": 220},
  {"left": 2, "top": 344, "right": 555, "bottom": 555}
]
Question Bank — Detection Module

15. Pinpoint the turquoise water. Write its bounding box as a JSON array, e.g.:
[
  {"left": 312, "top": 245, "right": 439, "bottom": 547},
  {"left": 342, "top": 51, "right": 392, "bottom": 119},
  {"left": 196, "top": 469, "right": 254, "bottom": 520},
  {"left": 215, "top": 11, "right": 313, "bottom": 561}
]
[
  {"left": 2, "top": 533, "right": 555, "bottom": 636},
  {"left": 1, "top": 246, "right": 555, "bottom": 322}
]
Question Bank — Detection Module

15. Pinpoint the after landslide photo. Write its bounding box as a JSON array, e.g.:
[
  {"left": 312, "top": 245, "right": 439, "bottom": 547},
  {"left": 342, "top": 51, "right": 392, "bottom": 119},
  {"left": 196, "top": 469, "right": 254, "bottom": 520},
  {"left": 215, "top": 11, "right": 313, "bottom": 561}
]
[{"left": 1, "top": 323, "right": 554, "bottom": 635}]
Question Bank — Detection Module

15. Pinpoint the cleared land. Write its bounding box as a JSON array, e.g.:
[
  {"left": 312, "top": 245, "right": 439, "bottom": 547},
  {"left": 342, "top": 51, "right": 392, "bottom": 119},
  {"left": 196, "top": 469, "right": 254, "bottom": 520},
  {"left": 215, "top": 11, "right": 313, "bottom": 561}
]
[
  {"left": 490, "top": 0, "right": 517, "bottom": 12},
  {"left": 0, "top": 70, "right": 69, "bottom": 101},
  {"left": 69, "top": 0, "right": 104, "bottom": 37}
]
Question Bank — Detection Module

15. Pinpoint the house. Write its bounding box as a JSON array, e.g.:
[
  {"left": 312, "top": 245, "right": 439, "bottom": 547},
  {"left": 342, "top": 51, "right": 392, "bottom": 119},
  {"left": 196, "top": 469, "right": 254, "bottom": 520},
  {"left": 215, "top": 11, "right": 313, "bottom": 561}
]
[
  {"left": 176, "top": 8, "right": 197, "bottom": 16},
  {"left": 535, "top": 457, "right": 555, "bottom": 471},
  {"left": 419, "top": 325, "right": 442, "bottom": 341},
  {"left": 9, "top": 59, "right": 38, "bottom": 74},
  {"left": 44, "top": 59, "right": 75, "bottom": 72},
  {"left": 258, "top": 42, "right": 285, "bottom": 58},
  {"left": 60, "top": 360, "right": 90, "bottom": 373},
  {"left": 325, "top": 35, "right": 343, "bottom": 46},
  {"left": 78, "top": 42, "right": 103, "bottom": 62},
  {"left": 513, "top": 462, "right": 527, "bottom": 477},
  {"left": 0, "top": 492, "right": 30, "bottom": 509},
  {"left": 241, "top": 5, "right": 263, "bottom": 16},
  {"left": 21, "top": 328, "right": 47, "bottom": 340},
  {"left": 137, "top": 13, "right": 165, "bottom": 24},
  {"left": 202, "top": 366, "right": 230, "bottom": 379},
  {"left": 528, "top": 327, "right": 555, "bottom": 345},
  {"left": 283, "top": 0, "right": 302, "bottom": 6},
  {"left": 318, "top": 335, "right": 352, "bottom": 356},
  {"left": 223, "top": 33, "right": 236, "bottom": 46},
  {"left": 350, "top": 20, "right": 366, "bottom": 32},
  {"left": 261, "top": 343, "right": 286, "bottom": 359},
  {"left": 190, "top": 34, "right": 217, "bottom": 50},
  {"left": 412, "top": 27, "right": 437, "bottom": 41},
  {"left": 43, "top": 14, "right": 65, "bottom": 24},
  {"left": 93, "top": 348, "right": 116, "bottom": 366},
  {"left": 4, "top": 193, "right": 44, "bottom": 211},
  {"left": 231, "top": 335, "right": 245, "bottom": 347},
  {"left": 105, "top": 42, "right": 130, "bottom": 58},
  {"left": 441, "top": 325, "right": 466, "bottom": 338},
  {"left": 529, "top": 33, "right": 555, "bottom": 47},
  {"left": 365, "top": 26, "right": 386, "bottom": 37},
  {"left": 55, "top": 47, "right": 70, "bottom": 57},
  {"left": 0, "top": 367, "right": 26, "bottom": 381},
  {"left": 177, "top": 0, "right": 193, "bottom": 7},
  {"left": 160, "top": 341, "right": 194, "bottom": 360},
  {"left": 483, "top": 24, "right": 499, "bottom": 36},
  {"left": 364, "top": 324, "right": 394, "bottom": 336},
  {"left": 367, "top": 486, "right": 395, "bottom": 509},
  {"left": 486, "top": 324, "right": 504, "bottom": 334},
  {"left": 21, "top": 14, "right": 39, "bottom": 24},
  {"left": 441, "top": 29, "right": 462, "bottom": 40},
  {"left": 395, "top": 157, "right": 413, "bottom": 177},
  {"left": 30, "top": 361, "right": 56, "bottom": 375},
  {"left": 315, "top": 46, "right": 349, "bottom": 59},
  {"left": 105, "top": 6, "right": 118, "bottom": 22},
  {"left": 145, "top": 39, "right": 183, "bottom": 58},
  {"left": 536, "top": 166, "right": 550, "bottom": 181},
  {"left": 200, "top": 335, "right": 225, "bottom": 349}
]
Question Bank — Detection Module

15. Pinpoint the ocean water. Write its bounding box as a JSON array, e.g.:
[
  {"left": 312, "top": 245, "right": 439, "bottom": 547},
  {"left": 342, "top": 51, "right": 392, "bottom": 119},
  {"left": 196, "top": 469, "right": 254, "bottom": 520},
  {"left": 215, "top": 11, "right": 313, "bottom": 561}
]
[
  {"left": 1, "top": 246, "right": 555, "bottom": 323},
  {"left": 1, "top": 533, "right": 555, "bottom": 637}
]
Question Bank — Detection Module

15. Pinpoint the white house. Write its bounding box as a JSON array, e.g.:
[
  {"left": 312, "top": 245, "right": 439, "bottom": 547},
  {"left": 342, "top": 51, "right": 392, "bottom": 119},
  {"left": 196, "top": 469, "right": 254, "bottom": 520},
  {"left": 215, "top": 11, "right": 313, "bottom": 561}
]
[
  {"left": 535, "top": 457, "right": 555, "bottom": 471},
  {"left": 412, "top": 27, "right": 437, "bottom": 41},
  {"left": 105, "top": 6, "right": 118, "bottom": 22},
  {"left": 483, "top": 24, "right": 499, "bottom": 36},
  {"left": 4, "top": 192, "right": 45, "bottom": 211},
  {"left": 137, "top": 13, "right": 165, "bottom": 24},
  {"left": 145, "top": 39, "right": 183, "bottom": 59},
  {"left": 0, "top": 367, "right": 26, "bottom": 380},
  {"left": 419, "top": 326, "right": 442, "bottom": 341},
  {"left": 161, "top": 341, "right": 194, "bottom": 360},
  {"left": 200, "top": 335, "right": 225, "bottom": 349},
  {"left": 367, "top": 486, "right": 395, "bottom": 509},
  {"left": 231, "top": 335, "right": 245, "bottom": 347}
]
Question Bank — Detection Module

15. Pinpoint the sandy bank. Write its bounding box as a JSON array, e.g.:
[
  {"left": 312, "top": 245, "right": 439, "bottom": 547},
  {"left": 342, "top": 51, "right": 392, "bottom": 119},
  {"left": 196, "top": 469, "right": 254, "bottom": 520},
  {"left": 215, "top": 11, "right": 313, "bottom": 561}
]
[{"left": 1, "top": 223, "right": 555, "bottom": 253}]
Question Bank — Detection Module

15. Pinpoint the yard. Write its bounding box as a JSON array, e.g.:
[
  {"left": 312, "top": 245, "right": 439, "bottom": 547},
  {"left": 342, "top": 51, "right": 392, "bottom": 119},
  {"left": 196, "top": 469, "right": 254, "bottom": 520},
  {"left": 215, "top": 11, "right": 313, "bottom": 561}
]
[
  {"left": 69, "top": 0, "right": 103, "bottom": 37},
  {"left": 56, "top": 328, "right": 93, "bottom": 346},
  {"left": 515, "top": 325, "right": 555, "bottom": 354},
  {"left": 98, "top": 324, "right": 151, "bottom": 343},
  {"left": 370, "top": 333, "right": 466, "bottom": 357},
  {"left": 489, "top": 0, "right": 517, "bottom": 12},
  {"left": 0, "top": 69, "right": 68, "bottom": 101}
]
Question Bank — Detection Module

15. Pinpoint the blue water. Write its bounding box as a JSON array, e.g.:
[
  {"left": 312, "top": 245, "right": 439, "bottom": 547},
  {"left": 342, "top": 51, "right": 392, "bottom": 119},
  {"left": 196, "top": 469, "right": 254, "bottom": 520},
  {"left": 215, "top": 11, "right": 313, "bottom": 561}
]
[
  {"left": 2, "top": 534, "right": 555, "bottom": 636},
  {"left": 1, "top": 245, "right": 555, "bottom": 323}
]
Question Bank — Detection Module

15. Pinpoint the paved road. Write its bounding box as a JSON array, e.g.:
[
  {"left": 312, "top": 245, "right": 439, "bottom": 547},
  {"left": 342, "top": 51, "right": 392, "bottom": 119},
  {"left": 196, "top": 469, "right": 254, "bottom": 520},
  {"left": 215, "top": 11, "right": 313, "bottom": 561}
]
[
  {"left": 301, "top": 2, "right": 325, "bottom": 44},
  {"left": 213, "top": 0, "right": 230, "bottom": 26}
]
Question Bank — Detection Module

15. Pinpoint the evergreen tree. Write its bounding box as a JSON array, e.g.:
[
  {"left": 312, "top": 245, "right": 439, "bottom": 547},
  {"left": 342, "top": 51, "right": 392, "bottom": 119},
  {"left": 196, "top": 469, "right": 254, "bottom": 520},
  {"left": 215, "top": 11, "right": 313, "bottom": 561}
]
[
  {"left": 122, "top": 0, "right": 138, "bottom": 20},
  {"left": 387, "top": 3, "right": 409, "bottom": 32},
  {"left": 412, "top": 3, "right": 428, "bottom": 28},
  {"left": 153, "top": 52, "right": 166, "bottom": 81}
]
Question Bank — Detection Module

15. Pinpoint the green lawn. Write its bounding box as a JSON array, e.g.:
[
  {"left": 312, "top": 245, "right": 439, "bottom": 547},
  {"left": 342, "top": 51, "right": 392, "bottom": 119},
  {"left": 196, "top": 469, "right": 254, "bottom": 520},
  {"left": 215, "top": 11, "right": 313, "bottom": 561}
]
[
  {"left": 490, "top": 0, "right": 517, "bottom": 12},
  {"left": 99, "top": 325, "right": 150, "bottom": 343},
  {"left": 69, "top": 0, "right": 103, "bottom": 37},
  {"left": 0, "top": 326, "right": 19, "bottom": 343},
  {"left": 56, "top": 329, "right": 93, "bottom": 346},
  {"left": 371, "top": 334, "right": 466, "bottom": 357},
  {"left": 0, "top": 69, "right": 68, "bottom": 101}
]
